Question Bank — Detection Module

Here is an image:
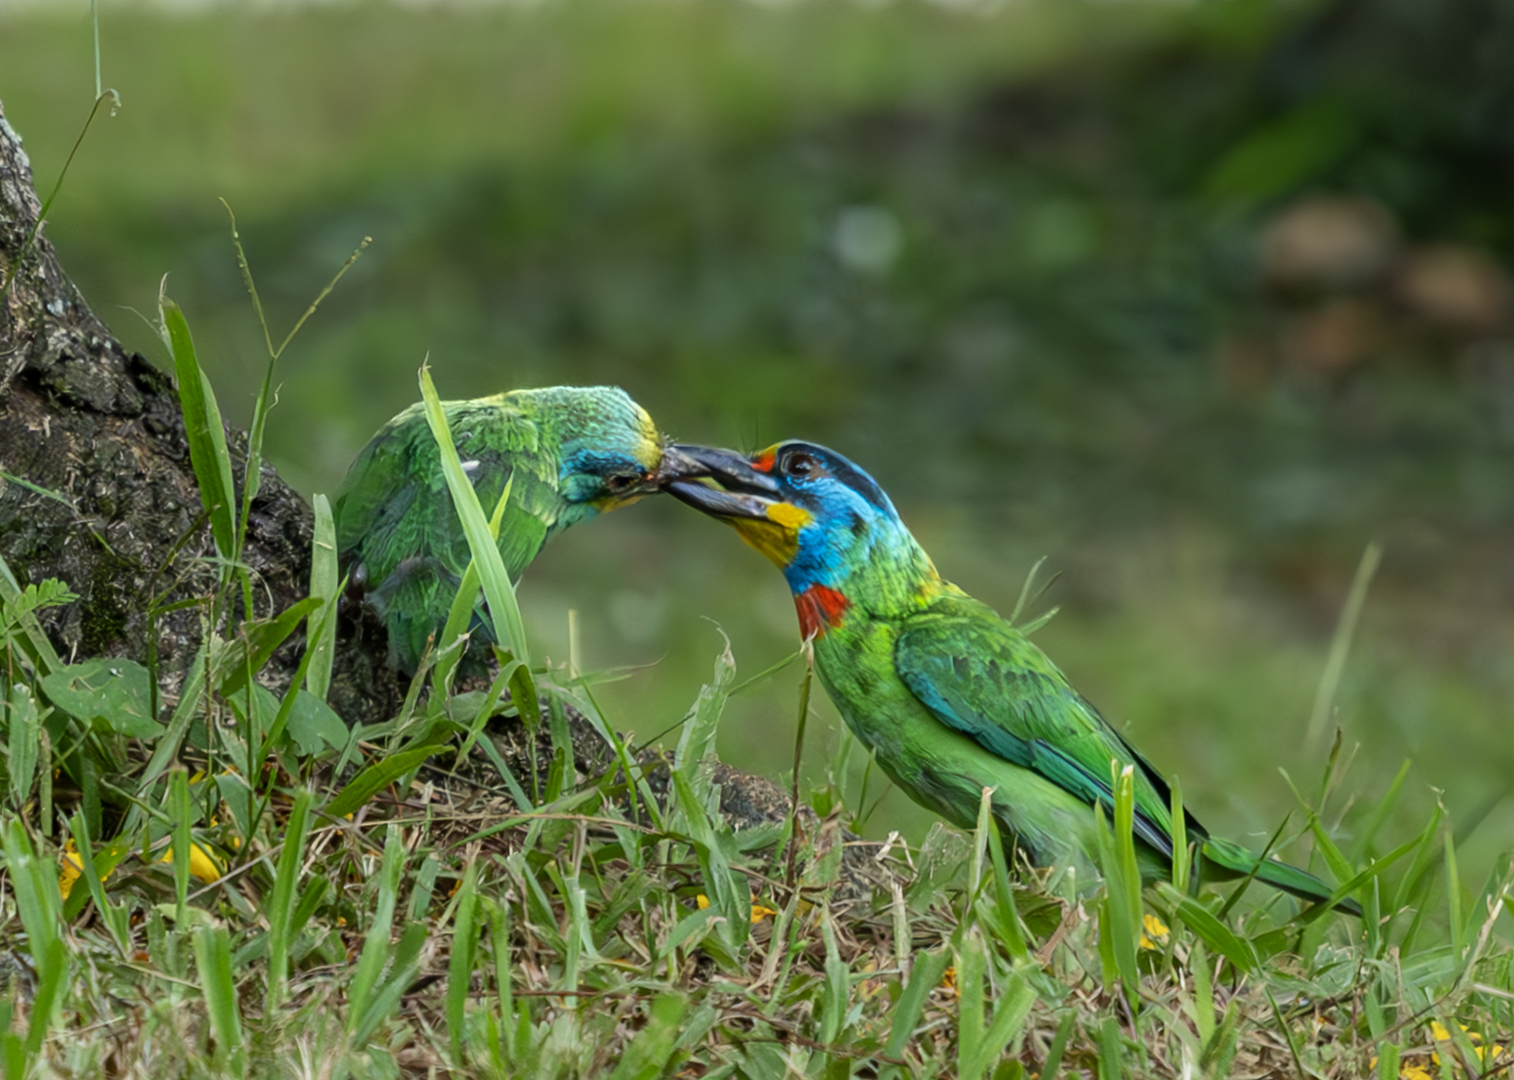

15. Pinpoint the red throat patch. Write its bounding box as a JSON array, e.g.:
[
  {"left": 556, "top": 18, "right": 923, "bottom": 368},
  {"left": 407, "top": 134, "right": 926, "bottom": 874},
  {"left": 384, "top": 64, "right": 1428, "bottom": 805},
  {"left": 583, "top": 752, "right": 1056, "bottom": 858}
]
[{"left": 795, "top": 584, "right": 851, "bottom": 639}]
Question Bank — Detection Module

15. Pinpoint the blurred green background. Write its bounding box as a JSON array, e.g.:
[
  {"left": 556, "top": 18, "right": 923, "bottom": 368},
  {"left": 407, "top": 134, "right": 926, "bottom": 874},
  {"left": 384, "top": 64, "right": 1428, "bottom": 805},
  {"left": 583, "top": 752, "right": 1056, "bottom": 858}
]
[{"left": 4, "top": 0, "right": 1514, "bottom": 882}]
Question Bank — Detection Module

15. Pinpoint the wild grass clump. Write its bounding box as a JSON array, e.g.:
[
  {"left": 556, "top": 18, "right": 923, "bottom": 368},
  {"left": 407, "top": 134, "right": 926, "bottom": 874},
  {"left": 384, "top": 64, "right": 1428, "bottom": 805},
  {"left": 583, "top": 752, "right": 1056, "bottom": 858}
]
[{"left": 3, "top": 543, "right": 1512, "bottom": 1079}]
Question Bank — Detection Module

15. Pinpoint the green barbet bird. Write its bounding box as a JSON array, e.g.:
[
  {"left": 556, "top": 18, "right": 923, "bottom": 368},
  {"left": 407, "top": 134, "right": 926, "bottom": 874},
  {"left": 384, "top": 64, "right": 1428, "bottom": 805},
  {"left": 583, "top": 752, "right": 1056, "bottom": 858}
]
[
  {"left": 335, "top": 386, "right": 704, "bottom": 673},
  {"left": 666, "top": 441, "right": 1359, "bottom": 915}
]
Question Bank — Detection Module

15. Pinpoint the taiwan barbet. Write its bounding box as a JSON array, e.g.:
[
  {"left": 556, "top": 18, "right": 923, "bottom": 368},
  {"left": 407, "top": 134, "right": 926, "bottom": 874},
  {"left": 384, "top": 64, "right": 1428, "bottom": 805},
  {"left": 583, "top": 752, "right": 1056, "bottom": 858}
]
[
  {"left": 335, "top": 386, "right": 705, "bottom": 673},
  {"left": 664, "top": 441, "right": 1360, "bottom": 915}
]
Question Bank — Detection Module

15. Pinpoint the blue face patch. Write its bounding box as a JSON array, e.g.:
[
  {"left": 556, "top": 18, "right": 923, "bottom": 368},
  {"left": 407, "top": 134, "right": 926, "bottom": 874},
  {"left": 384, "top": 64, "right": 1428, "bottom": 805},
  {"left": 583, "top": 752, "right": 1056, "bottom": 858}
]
[
  {"left": 559, "top": 449, "right": 648, "bottom": 503},
  {"left": 776, "top": 461, "right": 909, "bottom": 594}
]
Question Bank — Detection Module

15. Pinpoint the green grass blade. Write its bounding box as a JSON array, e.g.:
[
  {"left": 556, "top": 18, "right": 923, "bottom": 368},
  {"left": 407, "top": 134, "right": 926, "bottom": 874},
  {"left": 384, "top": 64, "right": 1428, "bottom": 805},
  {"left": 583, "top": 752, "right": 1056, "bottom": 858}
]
[
  {"left": 257, "top": 609, "right": 338, "bottom": 764},
  {"left": 1155, "top": 883, "right": 1258, "bottom": 974},
  {"left": 1294, "top": 830, "right": 1420, "bottom": 927},
  {"left": 216, "top": 597, "right": 323, "bottom": 698},
  {"left": 3, "top": 820, "right": 65, "bottom": 1057},
  {"left": 418, "top": 363, "right": 528, "bottom": 664},
  {"left": 884, "top": 947, "right": 951, "bottom": 1062},
  {"left": 352, "top": 922, "right": 429, "bottom": 1045},
  {"left": 434, "top": 478, "right": 513, "bottom": 700},
  {"left": 65, "top": 810, "right": 128, "bottom": 954},
  {"left": 265, "top": 787, "right": 314, "bottom": 1010},
  {"left": 453, "top": 658, "right": 515, "bottom": 765},
  {"left": 326, "top": 742, "right": 448, "bottom": 818},
  {"left": 1041, "top": 1012, "right": 1076, "bottom": 1079},
  {"left": 1352, "top": 758, "right": 1411, "bottom": 864},
  {"left": 159, "top": 289, "right": 237, "bottom": 565},
  {"left": 3, "top": 819, "right": 61, "bottom": 959},
  {"left": 1445, "top": 829, "right": 1463, "bottom": 960},
  {"left": 1094, "top": 771, "right": 1143, "bottom": 1000},
  {"left": 818, "top": 911, "right": 849, "bottom": 1045},
  {"left": 957, "top": 926, "right": 987, "bottom": 1080},
  {"left": 670, "top": 768, "right": 748, "bottom": 952},
  {"left": 1098, "top": 1015, "right": 1124, "bottom": 1080},
  {"left": 23, "top": 937, "right": 66, "bottom": 1063},
  {"left": 985, "top": 806, "right": 1030, "bottom": 962},
  {"left": 1191, "top": 942, "right": 1214, "bottom": 1044},
  {"left": 968, "top": 968, "right": 1037, "bottom": 1079},
  {"left": 6, "top": 682, "right": 38, "bottom": 809},
  {"left": 193, "top": 924, "right": 246, "bottom": 1074},
  {"left": 1200, "top": 1001, "right": 1242, "bottom": 1078},
  {"left": 1170, "top": 774, "right": 1190, "bottom": 896},
  {"left": 305, "top": 494, "right": 340, "bottom": 702},
  {"left": 607, "top": 994, "right": 689, "bottom": 1080},
  {"left": 491, "top": 898, "right": 516, "bottom": 1062},
  {"left": 675, "top": 638, "right": 735, "bottom": 786},
  {"left": 348, "top": 824, "right": 406, "bottom": 1028},
  {"left": 130, "top": 640, "right": 209, "bottom": 823},
  {"left": 169, "top": 766, "right": 192, "bottom": 925},
  {"left": 0, "top": 555, "right": 65, "bottom": 675},
  {"left": 1304, "top": 541, "right": 1380, "bottom": 754},
  {"left": 447, "top": 860, "right": 480, "bottom": 1063}
]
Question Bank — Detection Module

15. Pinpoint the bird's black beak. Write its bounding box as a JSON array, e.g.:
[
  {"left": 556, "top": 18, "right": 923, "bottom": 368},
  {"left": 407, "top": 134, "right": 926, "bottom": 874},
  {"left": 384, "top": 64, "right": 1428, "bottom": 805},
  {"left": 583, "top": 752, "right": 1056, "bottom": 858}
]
[
  {"left": 660, "top": 444, "right": 781, "bottom": 520},
  {"left": 655, "top": 445, "right": 780, "bottom": 488}
]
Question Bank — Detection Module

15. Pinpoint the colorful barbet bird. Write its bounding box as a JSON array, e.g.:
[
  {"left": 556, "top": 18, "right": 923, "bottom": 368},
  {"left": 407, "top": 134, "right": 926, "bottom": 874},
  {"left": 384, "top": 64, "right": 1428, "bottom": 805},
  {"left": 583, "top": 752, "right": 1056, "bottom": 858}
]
[
  {"left": 665, "top": 441, "right": 1359, "bottom": 914},
  {"left": 335, "top": 385, "right": 703, "bottom": 673}
]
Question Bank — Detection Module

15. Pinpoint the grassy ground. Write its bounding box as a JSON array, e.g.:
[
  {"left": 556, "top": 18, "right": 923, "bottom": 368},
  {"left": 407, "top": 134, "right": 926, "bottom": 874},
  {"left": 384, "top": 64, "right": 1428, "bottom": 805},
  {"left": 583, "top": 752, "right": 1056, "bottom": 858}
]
[{"left": 4, "top": 559, "right": 1512, "bottom": 1079}]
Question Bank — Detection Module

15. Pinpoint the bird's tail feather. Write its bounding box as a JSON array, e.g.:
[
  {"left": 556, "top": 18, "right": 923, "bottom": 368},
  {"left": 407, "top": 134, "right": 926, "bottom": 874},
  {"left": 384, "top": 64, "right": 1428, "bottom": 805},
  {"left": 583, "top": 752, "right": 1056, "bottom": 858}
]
[{"left": 1199, "top": 837, "right": 1363, "bottom": 917}]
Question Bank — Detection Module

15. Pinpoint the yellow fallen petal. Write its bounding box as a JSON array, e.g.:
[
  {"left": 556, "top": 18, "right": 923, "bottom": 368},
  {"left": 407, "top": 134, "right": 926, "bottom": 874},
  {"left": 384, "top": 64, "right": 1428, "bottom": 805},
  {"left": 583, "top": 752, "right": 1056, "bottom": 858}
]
[
  {"left": 695, "top": 894, "right": 777, "bottom": 923},
  {"left": 1139, "top": 912, "right": 1170, "bottom": 950},
  {"left": 159, "top": 842, "right": 224, "bottom": 883},
  {"left": 1401, "top": 1064, "right": 1435, "bottom": 1080},
  {"left": 59, "top": 839, "right": 83, "bottom": 901}
]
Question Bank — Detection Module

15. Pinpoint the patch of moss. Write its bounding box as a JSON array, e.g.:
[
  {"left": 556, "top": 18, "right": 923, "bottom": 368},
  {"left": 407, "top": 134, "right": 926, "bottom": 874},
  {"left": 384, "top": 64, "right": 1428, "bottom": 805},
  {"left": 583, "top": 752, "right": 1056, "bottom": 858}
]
[{"left": 77, "top": 553, "right": 134, "bottom": 657}]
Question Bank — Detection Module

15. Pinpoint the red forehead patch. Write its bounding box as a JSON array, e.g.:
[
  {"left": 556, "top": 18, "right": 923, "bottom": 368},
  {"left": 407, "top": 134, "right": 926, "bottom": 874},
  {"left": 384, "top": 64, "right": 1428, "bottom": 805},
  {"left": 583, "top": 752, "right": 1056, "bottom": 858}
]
[{"left": 752, "top": 449, "right": 778, "bottom": 473}]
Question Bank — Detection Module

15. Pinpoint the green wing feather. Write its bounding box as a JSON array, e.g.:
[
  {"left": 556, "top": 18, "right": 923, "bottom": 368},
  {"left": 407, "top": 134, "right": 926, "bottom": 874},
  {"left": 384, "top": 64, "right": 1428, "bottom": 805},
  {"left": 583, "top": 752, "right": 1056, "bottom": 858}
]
[
  {"left": 893, "top": 592, "right": 1358, "bottom": 913},
  {"left": 333, "top": 396, "right": 566, "bottom": 671},
  {"left": 894, "top": 595, "right": 1188, "bottom": 857}
]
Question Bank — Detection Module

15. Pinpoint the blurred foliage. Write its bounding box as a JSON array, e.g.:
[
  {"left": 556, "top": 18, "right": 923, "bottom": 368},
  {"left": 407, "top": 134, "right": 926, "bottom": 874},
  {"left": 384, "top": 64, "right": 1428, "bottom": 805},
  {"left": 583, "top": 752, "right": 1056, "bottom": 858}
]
[{"left": 4, "top": 0, "right": 1514, "bottom": 877}]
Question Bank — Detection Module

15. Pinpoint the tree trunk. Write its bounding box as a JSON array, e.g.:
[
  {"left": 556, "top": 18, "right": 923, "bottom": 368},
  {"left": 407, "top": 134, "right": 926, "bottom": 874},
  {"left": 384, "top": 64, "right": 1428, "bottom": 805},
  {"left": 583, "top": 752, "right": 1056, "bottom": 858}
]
[{"left": 0, "top": 97, "right": 402, "bottom": 726}]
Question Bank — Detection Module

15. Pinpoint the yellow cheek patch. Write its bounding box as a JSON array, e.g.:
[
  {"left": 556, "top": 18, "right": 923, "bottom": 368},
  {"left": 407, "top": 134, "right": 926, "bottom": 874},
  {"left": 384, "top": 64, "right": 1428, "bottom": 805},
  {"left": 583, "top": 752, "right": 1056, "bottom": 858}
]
[
  {"left": 593, "top": 492, "right": 646, "bottom": 513},
  {"left": 730, "top": 517, "right": 800, "bottom": 567},
  {"left": 764, "top": 503, "right": 812, "bottom": 530}
]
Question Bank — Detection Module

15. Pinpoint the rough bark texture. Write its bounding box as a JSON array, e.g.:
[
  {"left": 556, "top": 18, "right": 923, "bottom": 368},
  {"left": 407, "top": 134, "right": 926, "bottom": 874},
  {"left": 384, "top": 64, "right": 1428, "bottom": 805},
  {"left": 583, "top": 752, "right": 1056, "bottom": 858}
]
[{"left": 0, "top": 98, "right": 402, "bottom": 726}]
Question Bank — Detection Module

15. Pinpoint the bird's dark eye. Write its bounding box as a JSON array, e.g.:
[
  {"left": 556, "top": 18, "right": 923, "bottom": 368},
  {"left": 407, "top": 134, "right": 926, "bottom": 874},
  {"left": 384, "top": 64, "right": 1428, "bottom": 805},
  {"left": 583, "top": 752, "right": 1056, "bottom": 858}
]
[
  {"left": 604, "top": 474, "right": 637, "bottom": 494},
  {"left": 782, "top": 452, "right": 818, "bottom": 479}
]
